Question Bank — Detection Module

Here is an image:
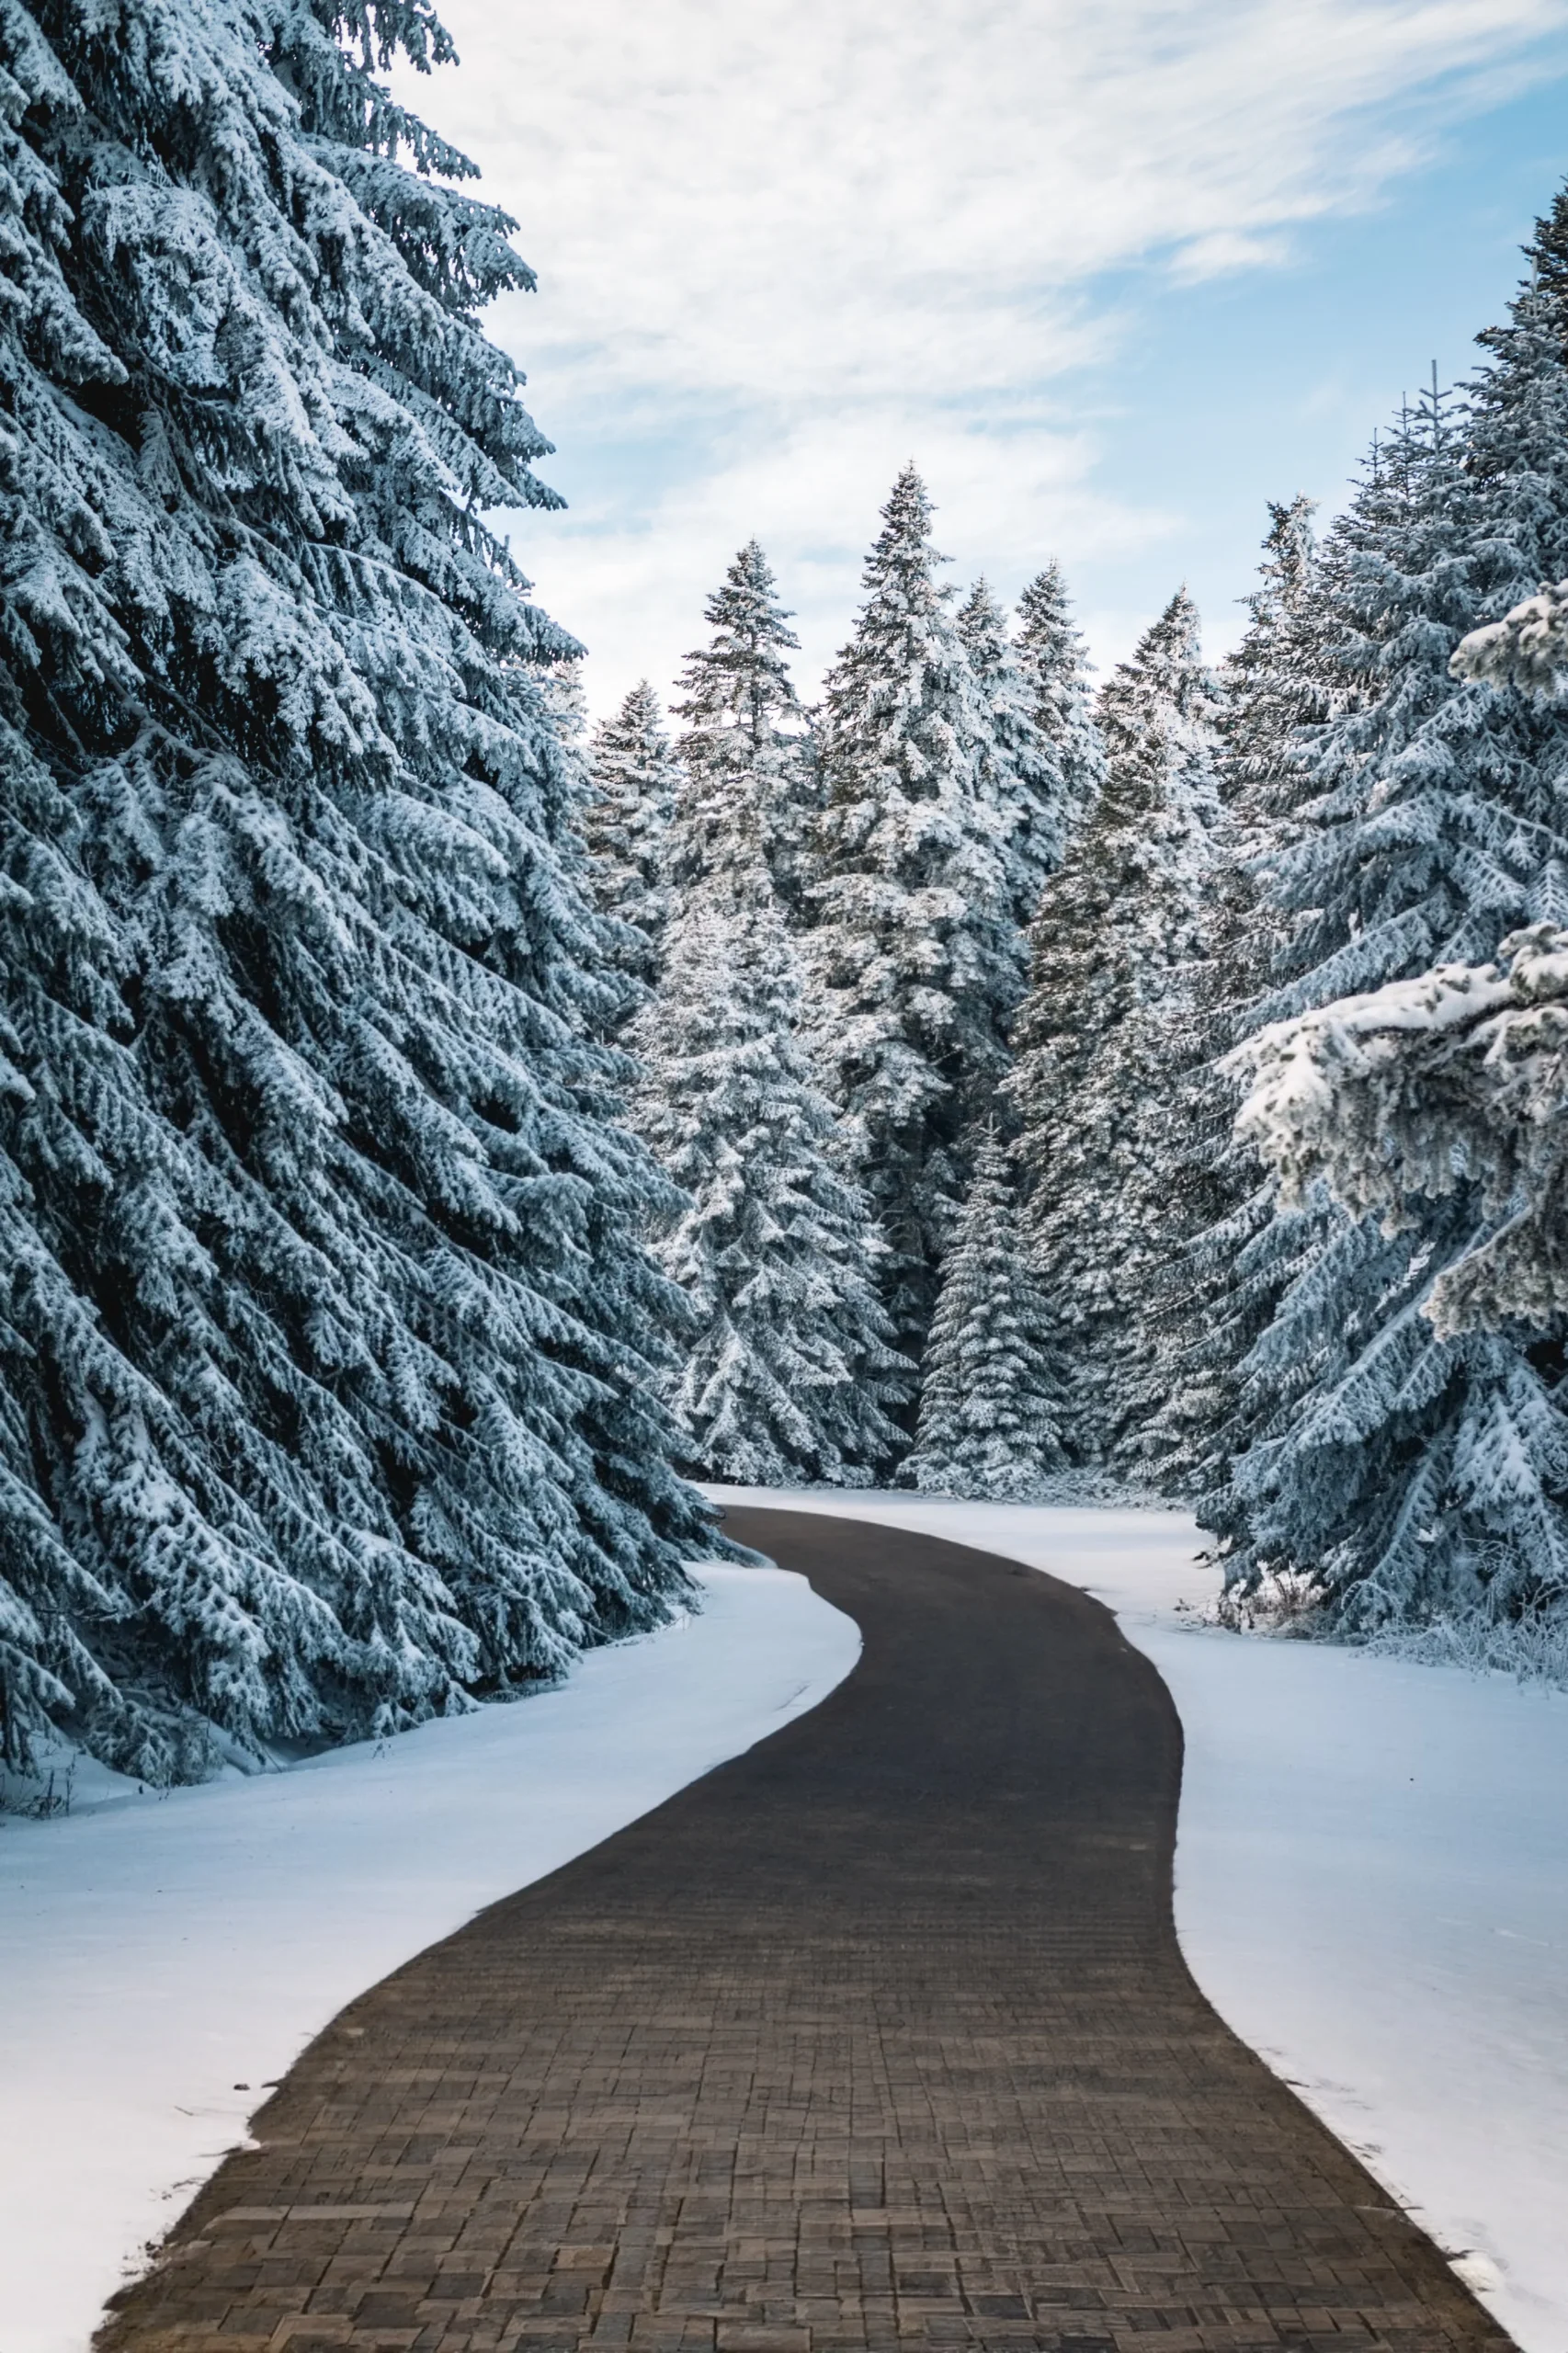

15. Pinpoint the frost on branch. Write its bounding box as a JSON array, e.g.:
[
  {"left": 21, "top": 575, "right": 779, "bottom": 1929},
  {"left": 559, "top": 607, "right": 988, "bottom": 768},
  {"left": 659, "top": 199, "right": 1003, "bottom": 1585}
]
[
  {"left": 1451, "top": 580, "right": 1568, "bottom": 697},
  {"left": 1233, "top": 925, "right": 1568, "bottom": 1335}
]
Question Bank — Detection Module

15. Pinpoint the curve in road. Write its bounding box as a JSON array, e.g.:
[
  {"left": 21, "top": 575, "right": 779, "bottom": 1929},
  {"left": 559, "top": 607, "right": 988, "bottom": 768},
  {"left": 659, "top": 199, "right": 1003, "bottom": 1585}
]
[{"left": 99, "top": 1508, "right": 1513, "bottom": 2353}]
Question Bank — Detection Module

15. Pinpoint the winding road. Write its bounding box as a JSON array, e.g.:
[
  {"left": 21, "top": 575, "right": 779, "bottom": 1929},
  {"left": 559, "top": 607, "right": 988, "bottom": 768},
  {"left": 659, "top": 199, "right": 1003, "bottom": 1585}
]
[{"left": 99, "top": 1509, "right": 1513, "bottom": 2352}]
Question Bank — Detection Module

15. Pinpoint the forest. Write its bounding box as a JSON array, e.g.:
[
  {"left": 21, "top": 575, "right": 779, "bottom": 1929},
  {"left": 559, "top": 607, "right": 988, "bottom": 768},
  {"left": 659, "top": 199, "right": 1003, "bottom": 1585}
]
[{"left": 5, "top": 0, "right": 1568, "bottom": 1787}]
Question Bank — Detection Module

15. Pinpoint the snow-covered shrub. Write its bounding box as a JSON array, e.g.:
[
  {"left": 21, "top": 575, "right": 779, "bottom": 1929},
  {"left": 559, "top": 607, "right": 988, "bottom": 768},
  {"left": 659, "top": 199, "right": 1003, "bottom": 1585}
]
[{"left": 1357, "top": 1600, "right": 1568, "bottom": 1688}]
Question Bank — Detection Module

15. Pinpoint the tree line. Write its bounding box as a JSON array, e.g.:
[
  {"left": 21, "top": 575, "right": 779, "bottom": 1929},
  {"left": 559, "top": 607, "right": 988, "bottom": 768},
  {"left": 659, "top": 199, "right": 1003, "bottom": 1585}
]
[
  {"left": 5, "top": 0, "right": 1566, "bottom": 1793},
  {"left": 603, "top": 187, "right": 1568, "bottom": 1647}
]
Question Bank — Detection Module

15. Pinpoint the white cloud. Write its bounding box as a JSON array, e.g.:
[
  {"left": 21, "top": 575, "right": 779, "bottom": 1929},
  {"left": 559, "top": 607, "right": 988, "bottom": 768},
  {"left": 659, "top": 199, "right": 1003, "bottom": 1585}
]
[
  {"left": 392, "top": 0, "right": 1568, "bottom": 709},
  {"left": 527, "top": 403, "right": 1182, "bottom": 712}
]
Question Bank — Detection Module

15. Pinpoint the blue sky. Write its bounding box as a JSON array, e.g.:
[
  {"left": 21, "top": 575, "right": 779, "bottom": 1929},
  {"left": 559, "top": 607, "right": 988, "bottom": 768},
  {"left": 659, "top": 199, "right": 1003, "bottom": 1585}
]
[
  {"left": 1072, "top": 72, "right": 1568, "bottom": 667},
  {"left": 394, "top": 0, "right": 1568, "bottom": 710}
]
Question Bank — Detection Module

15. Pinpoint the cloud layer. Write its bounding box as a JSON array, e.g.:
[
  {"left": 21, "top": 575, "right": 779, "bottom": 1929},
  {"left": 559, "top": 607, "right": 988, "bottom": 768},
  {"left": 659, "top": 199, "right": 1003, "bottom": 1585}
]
[{"left": 394, "top": 0, "right": 1568, "bottom": 708}]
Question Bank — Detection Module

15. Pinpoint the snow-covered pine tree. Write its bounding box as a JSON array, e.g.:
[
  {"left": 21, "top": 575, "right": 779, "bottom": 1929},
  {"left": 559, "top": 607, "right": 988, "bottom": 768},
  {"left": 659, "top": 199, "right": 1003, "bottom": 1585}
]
[
  {"left": 1209, "top": 267, "right": 1568, "bottom": 1627},
  {"left": 1014, "top": 560, "right": 1106, "bottom": 835},
  {"left": 956, "top": 576, "right": 1078, "bottom": 926},
  {"left": 806, "top": 465, "right": 1017, "bottom": 1351},
  {"left": 904, "top": 1124, "right": 1069, "bottom": 1497},
  {"left": 583, "top": 681, "right": 678, "bottom": 995},
  {"left": 1142, "top": 498, "right": 1337, "bottom": 1489},
  {"left": 670, "top": 540, "right": 817, "bottom": 916},
  {"left": 0, "top": 0, "right": 708, "bottom": 1784},
  {"left": 631, "top": 563, "right": 907, "bottom": 1483},
  {"left": 1006, "top": 588, "right": 1226, "bottom": 1469},
  {"left": 629, "top": 884, "right": 910, "bottom": 1486}
]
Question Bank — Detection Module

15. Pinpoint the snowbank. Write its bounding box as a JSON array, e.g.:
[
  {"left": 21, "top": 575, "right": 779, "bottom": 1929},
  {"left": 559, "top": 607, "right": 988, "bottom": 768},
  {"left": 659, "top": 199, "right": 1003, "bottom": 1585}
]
[
  {"left": 710, "top": 1489, "right": 1568, "bottom": 2353},
  {"left": 0, "top": 1564, "right": 859, "bottom": 2353}
]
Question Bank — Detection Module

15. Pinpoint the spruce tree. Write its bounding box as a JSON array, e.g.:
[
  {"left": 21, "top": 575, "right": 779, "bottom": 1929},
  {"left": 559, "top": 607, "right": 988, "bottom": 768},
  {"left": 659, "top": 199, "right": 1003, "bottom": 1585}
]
[
  {"left": 956, "top": 577, "right": 1077, "bottom": 926},
  {"left": 0, "top": 0, "right": 707, "bottom": 1781},
  {"left": 1142, "top": 498, "right": 1337, "bottom": 1489},
  {"left": 1007, "top": 588, "right": 1226, "bottom": 1468},
  {"left": 905, "top": 1126, "right": 1069, "bottom": 1497},
  {"left": 806, "top": 465, "right": 1017, "bottom": 1351},
  {"left": 1210, "top": 270, "right": 1568, "bottom": 1626},
  {"left": 671, "top": 540, "right": 817, "bottom": 917},
  {"left": 583, "top": 681, "right": 678, "bottom": 991},
  {"left": 1014, "top": 561, "right": 1107, "bottom": 835},
  {"left": 631, "top": 554, "right": 907, "bottom": 1483},
  {"left": 630, "top": 888, "right": 909, "bottom": 1487}
]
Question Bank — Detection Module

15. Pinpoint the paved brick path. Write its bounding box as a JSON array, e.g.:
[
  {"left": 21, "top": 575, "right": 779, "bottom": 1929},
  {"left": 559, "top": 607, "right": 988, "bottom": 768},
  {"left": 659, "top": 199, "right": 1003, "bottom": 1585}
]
[{"left": 99, "top": 1509, "right": 1515, "bottom": 2353}]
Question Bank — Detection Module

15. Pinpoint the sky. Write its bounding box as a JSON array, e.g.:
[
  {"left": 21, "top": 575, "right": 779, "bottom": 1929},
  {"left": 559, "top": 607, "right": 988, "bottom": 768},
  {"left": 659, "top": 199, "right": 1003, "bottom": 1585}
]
[{"left": 392, "top": 0, "right": 1568, "bottom": 715}]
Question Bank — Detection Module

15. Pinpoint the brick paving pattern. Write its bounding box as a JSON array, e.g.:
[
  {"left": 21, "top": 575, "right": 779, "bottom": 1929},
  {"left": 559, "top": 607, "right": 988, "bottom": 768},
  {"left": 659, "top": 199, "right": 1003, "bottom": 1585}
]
[{"left": 97, "top": 1508, "right": 1516, "bottom": 2353}]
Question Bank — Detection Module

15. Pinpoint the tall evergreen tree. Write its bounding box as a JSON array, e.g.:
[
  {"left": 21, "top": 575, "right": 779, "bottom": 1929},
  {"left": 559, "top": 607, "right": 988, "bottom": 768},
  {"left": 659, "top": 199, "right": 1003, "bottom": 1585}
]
[
  {"left": 0, "top": 0, "right": 707, "bottom": 1781},
  {"left": 670, "top": 540, "right": 817, "bottom": 916},
  {"left": 630, "top": 889, "right": 909, "bottom": 1487},
  {"left": 905, "top": 1125, "right": 1069, "bottom": 1497},
  {"left": 1209, "top": 267, "right": 1568, "bottom": 1625},
  {"left": 1014, "top": 562, "right": 1106, "bottom": 834},
  {"left": 806, "top": 465, "right": 1017, "bottom": 1350},
  {"left": 583, "top": 681, "right": 678, "bottom": 994},
  {"left": 1007, "top": 588, "right": 1225, "bottom": 1468},
  {"left": 627, "top": 544, "right": 907, "bottom": 1484},
  {"left": 957, "top": 577, "right": 1077, "bottom": 926},
  {"left": 1143, "top": 498, "right": 1337, "bottom": 1489}
]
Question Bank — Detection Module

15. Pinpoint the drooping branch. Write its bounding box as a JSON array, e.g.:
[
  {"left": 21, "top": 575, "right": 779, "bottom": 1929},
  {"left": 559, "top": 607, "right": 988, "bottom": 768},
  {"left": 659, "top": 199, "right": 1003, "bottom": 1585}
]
[
  {"left": 1232, "top": 925, "right": 1568, "bottom": 1334},
  {"left": 1451, "top": 579, "right": 1568, "bottom": 695}
]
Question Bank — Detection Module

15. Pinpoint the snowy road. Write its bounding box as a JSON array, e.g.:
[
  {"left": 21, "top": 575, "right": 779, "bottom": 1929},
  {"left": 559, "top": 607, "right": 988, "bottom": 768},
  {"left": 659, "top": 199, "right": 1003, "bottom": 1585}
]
[
  {"left": 711, "top": 1491, "right": 1568, "bottom": 2353},
  {"left": 3, "top": 1500, "right": 1565, "bottom": 2352}
]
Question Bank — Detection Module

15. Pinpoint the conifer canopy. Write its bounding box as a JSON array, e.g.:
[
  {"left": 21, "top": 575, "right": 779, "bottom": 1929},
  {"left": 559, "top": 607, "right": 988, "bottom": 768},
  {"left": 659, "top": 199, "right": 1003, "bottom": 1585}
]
[{"left": 0, "top": 0, "right": 707, "bottom": 1779}]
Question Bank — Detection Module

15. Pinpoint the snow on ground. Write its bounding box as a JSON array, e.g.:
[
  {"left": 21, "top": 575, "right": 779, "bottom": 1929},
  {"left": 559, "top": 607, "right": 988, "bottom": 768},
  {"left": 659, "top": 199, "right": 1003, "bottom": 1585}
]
[
  {"left": 711, "top": 1489, "right": 1568, "bottom": 2353},
  {"left": 0, "top": 1564, "right": 859, "bottom": 2353}
]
